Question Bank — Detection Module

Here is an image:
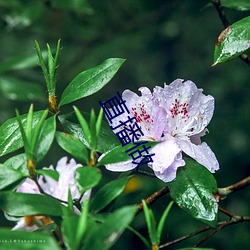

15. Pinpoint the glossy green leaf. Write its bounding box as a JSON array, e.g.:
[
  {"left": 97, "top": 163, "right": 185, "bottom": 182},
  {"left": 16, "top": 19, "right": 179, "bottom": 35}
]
[
  {"left": 59, "top": 58, "right": 125, "bottom": 106},
  {"left": 0, "top": 76, "right": 46, "bottom": 102},
  {"left": 0, "top": 164, "right": 27, "bottom": 190},
  {"left": 75, "top": 167, "right": 102, "bottom": 194},
  {"left": 0, "top": 228, "right": 60, "bottom": 250},
  {"left": 221, "top": 0, "right": 250, "bottom": 11},
  {"left": 36, "top": 169, "right": 59, "bottom": 181},
  {"left": 213, "top": 16, "right": 250, "bottom": 65},
  {"left": 168, "top": 159, "right": 218, "bottom": 227},
  {"left": 91, "top": 176, "right": 132, "bottom": 213},
  {"left": 0, "top": 111, "right": 44, "bottom": 157},
  {"left": 97, "top": 141, "right": 159, "bottom": 166},
  {"left": 4, "top": 153, "right": 28, "bottom": 175},
  {"left": 59, "top": 112, "right": 120, "bottom": 153},
  {"left": 0, "top": 192, "right": 65, "bottom": 216},
  {"left": 36, "top": 116, "right": 56, "bottom": 162},
  {"left": 56, "top": 131, "right": 89, "bottom": 165},
  {"left": 83, "top": 205, "right": 137, "bottom": 250}
]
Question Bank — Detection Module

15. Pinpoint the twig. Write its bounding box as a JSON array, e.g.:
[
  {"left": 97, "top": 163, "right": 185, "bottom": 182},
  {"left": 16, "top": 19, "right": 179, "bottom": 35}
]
[
  {"left": 159, "top": 216, "right": 250, "bottom": 249},
  {"left": 193, "top": 216, "right": 250, "bottom": 247},
  {"left": 159, "top": 224, "right": 211, "bottom": 249},
  {"left": 137, "top": 170, "right": 156, "bottom": 178},
  {"left": 218, "top": 176, "right": 250, "bottom": 198},
  {"left": 136, "top": 186, "right": 169, "bottom": 215},
  {"left": 211, "top": 0, "right": 250, "bottom": 66},
  {"left": 218, "top": 206, "right": 235, "bottom": 218}
]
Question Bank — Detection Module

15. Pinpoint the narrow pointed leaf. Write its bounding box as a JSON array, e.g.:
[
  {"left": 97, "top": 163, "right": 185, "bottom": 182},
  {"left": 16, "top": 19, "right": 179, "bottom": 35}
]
[
  {"left": 73, "top": 106, "right": 91, "bottom": 146},
  {"left": 0, "top": 110, "right": 44, "bottom": 157},
  {"left": 36, "top": 115, "right": 56, "bottom": 162},
  {"left": 168, "top": 159, "right": 218, "bottom": 227},
  {"left": 59, "top": 58, "right": 125, "bottom": 106},
  {"left": 157, "top": 201, "right": 174, "bottom": 244},
  {"left": 59, "top": 112, "right": 120, "bottom": 154}
]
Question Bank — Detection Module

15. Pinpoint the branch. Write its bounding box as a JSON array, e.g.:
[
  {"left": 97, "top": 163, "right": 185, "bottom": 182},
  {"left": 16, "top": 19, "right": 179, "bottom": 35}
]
[
  {"left": 218, "top": 176, "right": 250, "bottom": 198},
  {"left": 136, "top": 186, "right": 169, "bottom": 215},
  {"left": 137, "top": 170, "right": 156, "bottom": 178},
  {"left": 211, "top": 0, "right": 250, "bottom": 66},
  {"left": 159, "top": 216, "right": 250, "bottom": 249},
  {"left": 193, "top": 216, "right": 250, "bottom": 247}
]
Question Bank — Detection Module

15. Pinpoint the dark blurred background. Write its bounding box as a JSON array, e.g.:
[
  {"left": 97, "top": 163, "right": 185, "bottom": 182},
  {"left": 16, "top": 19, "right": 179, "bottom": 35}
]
[{"left": 0, "top": 0, "right": 249, "bottom": 249}]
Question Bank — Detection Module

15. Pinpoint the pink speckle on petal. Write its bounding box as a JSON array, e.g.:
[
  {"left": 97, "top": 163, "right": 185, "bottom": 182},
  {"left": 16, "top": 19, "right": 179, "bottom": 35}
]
[{"left": 170, "top": 99, "right": 190, "bottom": 121}]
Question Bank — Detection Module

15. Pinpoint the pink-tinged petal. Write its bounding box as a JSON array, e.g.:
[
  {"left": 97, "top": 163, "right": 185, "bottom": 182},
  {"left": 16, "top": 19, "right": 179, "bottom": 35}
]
[
  {"left": 178, "top": 139, "right": 219, "bottom": 173},
  {"left": 39, "top": 157, "right": 82, "bottom": 201},
  {"left": 16, "top": 178, "right": 40, "bottom": 194},
  {"left": 153, "top": 79, "right": 214, "bottom": 136},
  {"left": 148, "top": 138, "right": 185, "bottom": 182}
]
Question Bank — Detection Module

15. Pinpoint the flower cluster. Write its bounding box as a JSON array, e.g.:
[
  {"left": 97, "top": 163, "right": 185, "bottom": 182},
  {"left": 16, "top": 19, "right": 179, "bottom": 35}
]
[
  {"left": 103, "top": 79, "right": 219, "bottom": 182},
  {"left": 11, "top": 157, "right": 89, "bottom": 231}
]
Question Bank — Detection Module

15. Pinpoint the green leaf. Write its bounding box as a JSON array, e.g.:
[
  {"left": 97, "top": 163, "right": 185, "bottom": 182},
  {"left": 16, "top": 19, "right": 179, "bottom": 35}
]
[
  {"left": 0, "top": 110, "right": 44, "bottom": 157},
  {"left": 221, "top": 0, "right": 250, "bottom": 11},
  {"left": 97, "top": 141, "right": 159, "bottom": 166},
  {"left": 0, "top": 228, "right": 60, "bottom": 250},
  {"left": 0, "top": 76, "right": 46, "bottom": 102},
  {"left": 83, "top": 205, "right": 137, "bottom": 250},
  {"left": 0, "top": 192, "right": 65, "bottom": 216},
  {"left": 59, "top": 58, "right": 125, "bottom": 106},
  {"left": 52, "top": 0, "right": 93, "bottom": 14},
  {"left": 62, "top": 201, "right": 89, "bottom": 250},
  {"left": 73, "top": 106, "right": 91, "bottom": 146},
  {"left": 0, "top": 164, "right": 27, "bottom": 190},
  {"left": 36, "top": 169, "right": 59, "bottom": 181},
  {"left": 213, "top": 16, "right": 250, "bottom": 65},
  {"left": 4, "top": 153, "right": 28, "bottom": 175},
  {"left": 168, "top": 159, "right": 218, "bottom": 227},
  {"left": 91, "top": 176, "right": 132, "bottom": 213},
  {"left": 59, "top": 112, "right": 120, "bottom": 153},
  {"left": 36, "top": 116, "right": 56, "bottom": 162},
  {"left": 56, "top": 131, "right": 89, "bottom": 165},
  {"left": 75, "top": 167, "right": 102, "bottom": 194},
  {"left": 157, "top": 201, "right": 174, "bottom": 244},
  {"left": 62, "top": 215, "right": 80, "bottom": 250},
  {"left": 142, "top": 200, "right": 157, "bottom": 245}
]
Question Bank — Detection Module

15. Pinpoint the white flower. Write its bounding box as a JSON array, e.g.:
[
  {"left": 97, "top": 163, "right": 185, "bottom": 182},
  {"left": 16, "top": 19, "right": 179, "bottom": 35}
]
[
  {"left": 102, "top": 79, "right": 219, "bottom": 182},
  {"left": 12, "top": 157, "right": 90, "bottom": 231}
]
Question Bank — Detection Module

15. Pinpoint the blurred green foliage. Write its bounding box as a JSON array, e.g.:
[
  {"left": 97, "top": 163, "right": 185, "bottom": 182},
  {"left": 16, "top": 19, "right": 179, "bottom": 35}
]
[{"left": 0, "top": 0, "right": 249, "bottom": 249}]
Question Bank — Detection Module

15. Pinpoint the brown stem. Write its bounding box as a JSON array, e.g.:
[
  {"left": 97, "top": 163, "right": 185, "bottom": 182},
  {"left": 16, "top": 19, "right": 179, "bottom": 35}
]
[
  {"left": 211, "top": 0, "right": 250, "bottom": 66},
  {"left": 193, "top": 216, "right": 250, "bottom": 247},
  {"left": 137, "top": 170, "right": 156, "bottom": 178},
  {"left": 159, "top": 216, "right": 250, "bottom": 249},
  {"left": 136, "top": 186, "right": 169, "bottom": 215},
  {"left": 218, "top": 176, "right": 250, "bottom": 198}
]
